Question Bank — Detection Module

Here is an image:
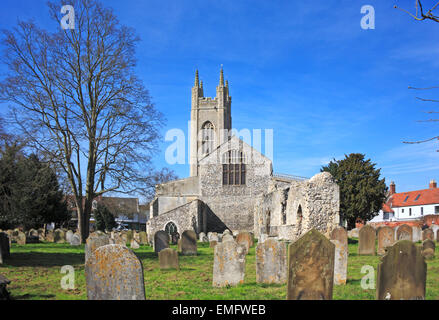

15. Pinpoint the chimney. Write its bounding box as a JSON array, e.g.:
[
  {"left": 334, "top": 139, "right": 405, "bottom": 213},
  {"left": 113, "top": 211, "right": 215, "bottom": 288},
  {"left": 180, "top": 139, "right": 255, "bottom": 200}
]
[
  {"left": 389, "top": 181, "right": 396, "bottom": 195},
  {"left": 430, "top": 179, "right": 437, "bottom": 189}
]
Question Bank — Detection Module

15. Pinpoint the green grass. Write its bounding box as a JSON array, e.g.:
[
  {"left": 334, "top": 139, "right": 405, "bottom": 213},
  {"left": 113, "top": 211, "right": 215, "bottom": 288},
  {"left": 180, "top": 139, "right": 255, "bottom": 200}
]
[{"left": 2, "top": 239, "right": 439, "bottom": 300}]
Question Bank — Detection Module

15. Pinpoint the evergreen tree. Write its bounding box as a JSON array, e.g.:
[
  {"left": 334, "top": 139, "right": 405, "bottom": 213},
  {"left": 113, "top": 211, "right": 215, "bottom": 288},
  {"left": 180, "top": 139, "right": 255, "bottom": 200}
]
[
  {"left": 321, "top": 153, "right": 387, "bottom": 229},
  {"left": 94, "top": 203, "right": 117, "bottom": 232}
]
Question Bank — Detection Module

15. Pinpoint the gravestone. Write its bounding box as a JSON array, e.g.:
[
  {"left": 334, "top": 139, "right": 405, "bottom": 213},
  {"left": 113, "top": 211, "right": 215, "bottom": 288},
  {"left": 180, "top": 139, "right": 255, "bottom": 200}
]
[
  {"left": 236, "top": 232, "right": 253, "bottom": 254},
  {"left": 330, "top": 226, "right": 348, "bottom": 248},
  {"left": 85, "top": 233, "right": 110, "bottom": 262},
  {"left": 85, "top": 244, "right": 145, "bottom": 300},
  {"left": 358, "top": 225, "right": 376, "bottom": 255},
  {"left": 54, "top": 229, "right": 65, "bottom": 243},
  {"left": 287, "top": 229, "right": 335, "bottom": 300},
  {"left": 422, "top": 239, "right": 435, "bottom": 259},
  {"left": 126, "top": 230, "right": 133, "bottom": 245},
  {"left": 159, "top": 248, "right": 179, "bottom": 270},
  {"left": 66, "top": 230, "right": 74, "bottom": 243},
  {"left": 377, "top": 226, "right": 395, "bottom": 256},
  {"left": 377, "top": 240, "right": 426, "bottom": 300},
  {"left": 113, "top": 233, "right": 126, "bottom": 246},
  {"left": 38, "top": 229, "right": 45, "bottom": 241},
  {"left": 397, "top": 224, "right": 413, "bottom": 241},
  {"left": 199, "top": 232, "right": 208, "bottom": 242},
  {"left": 28, "top": 229, "right": 38, "bottom": 238},
  {"left": 348, "top": 228, "right": 359, "bottom": 238},
  {"left": 16, "top": 231, "right": 26, "bottom": 245},
  {"left": 256, "top": 239, "right": 287, "bottom": 284},
  {"left": 212, "top": 240, "right": 246, "bottom": 287},
  {"left": 154, "top": 231, "right": 170, "bottom": 253},
  {"left": 181, "top": 230, "right": 197, "bottom": 255},
  {"left": 70, "top": 234, "right": 81, "bottom": 246},
  {"left": 330, "top": 239, "right": 348, "bottom": 285},
  {"left": 133, "top": 232, "right": 140, "bottom": 243},
  {"left": 208, "top": 232, "right": 218, "bottom": 242},
  {"left": 139, "top": 231, "right": 147, "bottom": 245},
  {"left": 209, "top": 240, "right": 218, "bottom": 248},
  {"left": 222, "top": 234, "right": 234, "bottom": 243},
  {"left": 430, "top": 225, "right": 439, "bottom": 240},
  {"left": 412, "top": 226, "right": 422, "bottom": 242},
  {"left": 422, "top": 228, "right": 434, "bottom": 241},
  {"left": 120, "top": 233, "right": 128, "bottom": 245},
  {"left": 223, "top": 229, "right": 232, "bottom": 236},
  {"left": 130, "top": 239, "right": 140, "bottom": 249}
]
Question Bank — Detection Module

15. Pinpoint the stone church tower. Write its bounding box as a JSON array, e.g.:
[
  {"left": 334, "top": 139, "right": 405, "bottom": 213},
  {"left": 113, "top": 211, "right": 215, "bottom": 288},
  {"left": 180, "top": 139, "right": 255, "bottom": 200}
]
[{"left": 189, "top": 68, "right": 232, "bottom": 176}]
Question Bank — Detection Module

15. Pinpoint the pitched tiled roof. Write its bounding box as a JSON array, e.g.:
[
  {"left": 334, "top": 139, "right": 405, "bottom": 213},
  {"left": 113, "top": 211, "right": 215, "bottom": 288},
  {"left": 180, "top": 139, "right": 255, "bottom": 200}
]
[
  {"left": 382, "top": 203, "right": 394, "bottom": 213},
  {"left": 389, "top": 188, "right": 439, "bottom": 207}
]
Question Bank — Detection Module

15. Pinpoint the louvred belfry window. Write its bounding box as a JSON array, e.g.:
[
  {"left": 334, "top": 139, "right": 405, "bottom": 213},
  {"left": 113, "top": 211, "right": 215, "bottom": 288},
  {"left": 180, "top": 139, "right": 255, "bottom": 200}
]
[{"left": 222, "top": 150, "right": 246, "bottom": 185}]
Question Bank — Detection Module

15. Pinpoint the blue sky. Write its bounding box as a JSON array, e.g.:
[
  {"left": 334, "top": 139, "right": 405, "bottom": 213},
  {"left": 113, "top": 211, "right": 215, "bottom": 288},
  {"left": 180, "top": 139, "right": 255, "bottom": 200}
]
[{"left": 1, "top": 0, "right": 439, "bottom": 194}]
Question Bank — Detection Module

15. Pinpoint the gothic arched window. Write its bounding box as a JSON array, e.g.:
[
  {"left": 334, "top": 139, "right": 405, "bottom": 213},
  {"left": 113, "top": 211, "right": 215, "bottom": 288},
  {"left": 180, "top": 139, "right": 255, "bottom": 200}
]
[
  {"left": 201, "top": 121, "right": 214, "bottom": 155},
  {"left": 165, "top": 221, "right": 178, "bottom": 235},
  {"left": 222, "top": 150, "right": 246, "bottom": 185}
]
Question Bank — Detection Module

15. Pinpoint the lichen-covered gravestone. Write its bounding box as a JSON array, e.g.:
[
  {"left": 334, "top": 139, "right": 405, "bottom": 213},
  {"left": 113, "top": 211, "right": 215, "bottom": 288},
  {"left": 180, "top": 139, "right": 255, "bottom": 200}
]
[
  {"left": 422, "top": 228, "right": 434, "bottom": 241},
  {"left": 377, "top": 226, "right": 395, "bottom": 256},
  {"left": 85, "top": 244, "right": 145, "bottom": 300},
  {"left": 236, "top": 232, "right": 253, "bottom": 254},
  {"left": 159, "top": 248, "right": 179, "bottom": 270},
  {"left": 222, "top": 234, "right": 234, "bottom": 243},
  {"left": 358, "top": 225, "right": 376, "bottom": 256},
  {"left": 330, "top": 239, "right": 347, "bottom": 285},
  {"left": 181, "top": 230, "right": 197, "bottom": 255},
  {"left": 199, "top": 232, "right": 208, "bottom": 242},
  {"left": 70, "top": 234, "right": 81, "bottom": 246},
  {"left": 85, "top": 233, "right": 110, "bottom": 262},
  {"left": 377, "top": 240, "right": 426, "bottom": 300},
  {"left": 139, "top": 231, "right": 147, "bottom": 245},
  {"left": 154, "top": 231, "right": 170, "bottom": 253},
  {"left": 256, "top": 239, "right": 286, "bottom": 284},
  {"left": 422, "top": 239, "right": 435, "bottom": 259},
  {"left": 397, "top": 224, "right": 413, "bottom": 241},
  {"left": 208, "top": 232, "right": 218, "bottom": 242},
  {"left": 209, "top": 240, "right": 218, "bottom": 248},
  {"left": 330, "top": 226, "right": 348, "bottom": 248},
  {"left": 287, "top": 229, "right": 335, "bottom": 300},
  {"left": 54, "top": 229, "right": 65, "bottom": 244},
  {"left": 212, "top": 241, "right": 246, "bottom": 287}
]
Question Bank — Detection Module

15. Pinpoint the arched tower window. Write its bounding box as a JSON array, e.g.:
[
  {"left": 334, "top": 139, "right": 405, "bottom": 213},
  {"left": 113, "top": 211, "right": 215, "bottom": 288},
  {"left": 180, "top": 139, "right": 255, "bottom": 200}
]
[
  {"left": 201, "top": 121, "right": 214, "bottom": 155},
  {"left": 165, "top": 221, "right": 178, "bottom": 235},
  {"left": 222, "top": 150, "right": 246, "bottom": 185}
]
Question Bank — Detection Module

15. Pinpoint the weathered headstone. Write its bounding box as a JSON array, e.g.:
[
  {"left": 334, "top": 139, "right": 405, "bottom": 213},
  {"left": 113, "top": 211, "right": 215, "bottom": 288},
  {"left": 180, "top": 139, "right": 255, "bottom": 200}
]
[
  {"left": 256, "top": 239, "right": 287, "bottom": 284},
  {"left": 223, "top": 229, "right": 232, "bottom": 236},
  {"left": 208, "top": 232, "right": 218, "bottom": 242},
  {"left": 133, "top": 231, "right": 140, "bottom": 243},
  {"left": 154, "top": 231, "right": 170, "bottom": 253},
  {"left": 209, "top": 240, "right": 218, "bottom": 248},
  {"left": 236, "top": 232, "right": 253, "bottom": 254},
  {"left": 70, "top": 234, "right": 81, "bottom": 246},
  {"left": 37, "top": 229, "right": 45, "bottom": 241},
  {"left": 412, "top": 226, "right": 422, "bottom": 242},
  {"left": 16, "top": 231, "right": 26, "bottom": 245},
  {"left": 28, "top": 229, "right": 38, "bottom": 238},
  {"left": 330, "top": 226, "right": 348, "bottom": 248},
  {"left": 85, "top": 233, "right": 110, "bottom": 262},
  {"left": 358, "top": 225, "right": 376, "bottom": 255},
  {"left": 130, "top": 239, "right": 140, "bottom": 249},
  {"left": 287, "top": 229, "right": 335, "bottom": 300},
  {"left": 376, "top": 240, "right": 426, "bottom": 300},
  {"left": 139, "top": 231, "right": 147, "bottom": 245},
  {"left": 159, "top": 248, "right": 179, "bottom": 270},
  {"left": 66, "top": 230, "right": 74, "bottom": 243},
  {"left": 422, "top": 228, "right": 434, "bottom": 241},
  {"left": 222, "top": 234, "right": 234, "bottom": 243},
  {"left": 54, "top": 229, "right": 66, "bottom": 244},
  {"left": 85, "top": 244, "right": 145, "bottom": 300},
  {"left": 198, "top": 232, "right": 208, "bottom": 242},
  {"left": 377, "top": 226, "right": 395, "bottom": 256},
  {"left": 422, "top": 239, "right": 435, "bottom": 259},
  {"left": 212, "top": 240, "right": 246, "bottom": 287},
  {"left": 397, "top": 224, "right": 413, "bottom": 241},
  {"left": 330, "top": 239, "right": 348, "bottom": 285},
  {"left": 181, "top": 230, "right": 197, "bottom": 255}
]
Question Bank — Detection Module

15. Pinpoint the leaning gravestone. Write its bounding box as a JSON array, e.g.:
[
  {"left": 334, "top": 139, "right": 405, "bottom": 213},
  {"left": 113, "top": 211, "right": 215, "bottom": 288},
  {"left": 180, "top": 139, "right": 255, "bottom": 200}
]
[
  {"left": 85, "top": 233, "right": 110, "bottom": 262},
  {"left": 422, "top": 239, "right": 435, "bottom": 259},
  {"left": 54, "top": 229, "right": 66, "bottom": 244},
  {"left": 287, "top": 229, "right": 335, "bottom": 300},
  {"left": 154, "top": 231, "right": 170, "bottom": 253},
  {"left": 397, "top": 224, "right": 413, "bottom": 241},
  {"left": 70, "top": 234, "right": 81, "bottom": 246},
  {"left": 413, "top": 226, "right": 422, "bottom": 242},
  {"left": 236, "top": 232, "right": 253, "bottom": 254},
  {"left": 85, "top": 244, "right": 145, "bottom": 300},
  {"left": 181, "top": 230, "right": 197, "bottom": 255},
  {"left": 358, "top": 225, "right": 376, "bottom": 255},
  {"left": 377, "top": 226, "right": 395, "bottom": 256},
  {"left": 256, "top": 239, "right": 286, "bottom": 284},
  {"left": 159, "top": 248, "right": 179, "bottom": 270},
  {"left": 422, "top": 228, "right": 434, "bottom": 241},
  {"left": 377, "top": 240, "right": 426, "bottom": 300},
  {"left": 212, "top": 240, "right": 246, "bottom": 287},
  {"left": 330, "top": 239, "right": 348, "bottom": 285}
]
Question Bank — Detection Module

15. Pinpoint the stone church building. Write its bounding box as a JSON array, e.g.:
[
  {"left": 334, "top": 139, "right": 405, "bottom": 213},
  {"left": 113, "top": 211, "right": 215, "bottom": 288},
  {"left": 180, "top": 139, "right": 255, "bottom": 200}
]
[{"left": 146, "top": 69, "right": 340, "bottom": 243}]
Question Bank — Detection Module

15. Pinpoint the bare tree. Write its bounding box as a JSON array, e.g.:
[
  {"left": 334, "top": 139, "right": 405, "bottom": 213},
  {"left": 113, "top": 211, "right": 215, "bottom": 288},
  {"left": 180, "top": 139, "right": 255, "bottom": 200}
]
[
  {"left": 394, "top": 1, "right": 439, "bottom": 23},
  {"left": 394, "top": 1, "right": 439, "bottom": 148},
  {"left": 0, "top": 0, "right": 166, "bottom": 242}
]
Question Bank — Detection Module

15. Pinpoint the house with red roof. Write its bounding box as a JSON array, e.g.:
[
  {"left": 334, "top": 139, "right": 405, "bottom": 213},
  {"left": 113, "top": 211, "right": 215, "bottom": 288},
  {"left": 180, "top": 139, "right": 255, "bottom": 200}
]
[{"left": 370, "top": 179, "right": 439, "bottom": 225}]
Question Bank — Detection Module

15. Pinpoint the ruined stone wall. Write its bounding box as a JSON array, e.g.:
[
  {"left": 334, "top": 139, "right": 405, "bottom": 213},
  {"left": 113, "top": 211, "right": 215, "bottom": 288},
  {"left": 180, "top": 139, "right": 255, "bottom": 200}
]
[{"left": 146, "top": 200, "right": 202, "bottom": 244}]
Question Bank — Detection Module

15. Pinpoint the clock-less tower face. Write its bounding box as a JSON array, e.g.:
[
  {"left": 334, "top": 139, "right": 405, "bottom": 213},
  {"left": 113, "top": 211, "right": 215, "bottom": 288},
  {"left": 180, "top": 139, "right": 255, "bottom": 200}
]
[{"left": 189, "top": 69, "right": 232, "bottom": 177}]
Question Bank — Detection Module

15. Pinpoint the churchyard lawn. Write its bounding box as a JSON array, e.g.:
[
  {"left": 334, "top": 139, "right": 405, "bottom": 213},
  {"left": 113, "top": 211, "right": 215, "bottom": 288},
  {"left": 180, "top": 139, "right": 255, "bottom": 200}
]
[{"left": 2, "top": 239, "right": 439, "bottom": 300}]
